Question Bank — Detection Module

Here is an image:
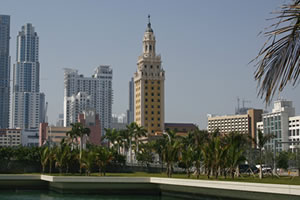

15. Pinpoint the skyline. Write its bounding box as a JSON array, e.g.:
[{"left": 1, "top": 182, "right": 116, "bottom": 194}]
[{"left": 2, "top": 0, "right": 300, "bottom": 129}]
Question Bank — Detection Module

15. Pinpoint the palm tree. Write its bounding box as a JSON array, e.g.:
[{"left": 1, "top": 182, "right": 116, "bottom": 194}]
[
  {"left": 81, "top": 150, "right": 96, "bottom": 176},
  {"left": 192, "top": 129, "right": 208, "bottom": 179},
  {"left": 253, "top": 0, "right": 300, "bottom": 103},
  {"left": 40, "top": 146, "right": 49, "bottom": 173},
  {"left": 162, "top": 130, "right": 181, "bottom": 177},
  {"left": 253, "top": 130, "right": 275, "bottom": 179},
  {"left": 54, "top": 139, "right": 70, "bottom": 174},
  {"left": 126, "top": 122, "right": 137, "bottom": 163},
  {"left": 66, "top": 122, "right": 90, "bottom": 173},
  {"left": 48, "top": 147, "right": 55, "bottom": 174},
  {"left": 225, "top": 132, "right": 247, "bottom": 179},
  {"left": 103, "top": 128, "right": 120, "bottom": 150},
  {"left": 152, "top": 137, "right": 167, "bottom": 172},
  {"left": 180, "top": 132, "right": 194, "bottom": 178},
  {"left": 136, "top": 142, "right": 154, "bottom": 169},
  {"left": 133, "top": 123, "right": 147, "bottom": 153},
  {"left": 95, "top": 146, "right": 113, "bottom": 176}
]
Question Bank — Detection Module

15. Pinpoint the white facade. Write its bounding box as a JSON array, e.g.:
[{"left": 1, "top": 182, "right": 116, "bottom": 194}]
[
  {"left": 256, "top": 100, "right": 296, "bottom": 152},
  {"left": 65, "top": 92, "right": 93, "bottom": 126},
  {"left": 21, "top": 128, "right": 39, "bottom": 147},
  {"left": 288, "top": 116, "right": 300, "bottom": 152},
  {"left": 207, "top": 114, "right": 250, "bottom": 134},
  {"left": 64, "top": 66, "right": 113, "bottom": 135}
]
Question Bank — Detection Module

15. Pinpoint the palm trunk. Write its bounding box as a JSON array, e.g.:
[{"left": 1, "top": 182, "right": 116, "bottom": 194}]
[{"left": 259, "top": 149, "right": 263, "bottom": 179}]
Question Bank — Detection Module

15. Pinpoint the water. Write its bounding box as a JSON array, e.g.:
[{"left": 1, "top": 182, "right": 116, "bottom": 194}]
[{"left": 0, "top": 191, "right": 177, "bottom": 200}]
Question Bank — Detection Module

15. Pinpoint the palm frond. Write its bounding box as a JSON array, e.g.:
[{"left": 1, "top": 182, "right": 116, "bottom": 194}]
[{"left": 253, "top": 0, "right": 300, "bottom": 103}]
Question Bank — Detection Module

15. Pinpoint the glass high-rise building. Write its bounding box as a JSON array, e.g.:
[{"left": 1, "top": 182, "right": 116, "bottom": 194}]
[
  {"left": 11, "top": 23, "right": 45, "bottom": 129},
  {"left": 0, "top": 15, "right": 10, "bottom": 128}
]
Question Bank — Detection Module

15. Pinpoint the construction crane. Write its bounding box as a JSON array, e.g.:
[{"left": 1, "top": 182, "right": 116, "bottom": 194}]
[{"left": 242, "top": 99, "right": 251, "bottom": 108}]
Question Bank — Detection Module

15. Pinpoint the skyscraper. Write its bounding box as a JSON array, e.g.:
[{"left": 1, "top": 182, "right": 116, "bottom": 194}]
[
  {"left": 0, "top": 15, "right": 10, "bottom": 129},
  {"left": 134, "top": 16, "right": 165, "bottom": 135},
  {"left": 127, "top": 77, "right": 134, "bottom": 124},
  {"left": 64, "top": 65, "right": 113, "bottom": 135},
  {"left": 11, "top": 23, "right": 44, "bottom": 129}
]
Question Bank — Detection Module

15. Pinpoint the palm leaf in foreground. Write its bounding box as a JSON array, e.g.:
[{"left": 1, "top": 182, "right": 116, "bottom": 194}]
[{"left": 253, "top": 0, "right": 300, "bottom": 103}]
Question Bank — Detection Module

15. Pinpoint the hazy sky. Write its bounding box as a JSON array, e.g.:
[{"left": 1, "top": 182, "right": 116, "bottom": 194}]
[{"left": 2, "top": 0, "right": 299, "bottom": 129}]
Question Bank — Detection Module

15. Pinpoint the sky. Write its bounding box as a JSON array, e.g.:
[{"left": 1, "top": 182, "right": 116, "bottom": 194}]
[{"left": 2, "top": 0, "right": 299, "bottom": 129}]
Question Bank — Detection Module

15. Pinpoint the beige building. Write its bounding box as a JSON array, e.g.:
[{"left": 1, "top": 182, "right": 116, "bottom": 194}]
[
  {"left": 134, "top": 16, "right": 165, "bottom": 135},
  {"left": 0, "top": 129, "right": 22, "bottom": 147},
  {"left": 208, "top": 109, "right": 262, "bottom": 143},
  {"left": 40, "top": 123, "right": 71, "bottom": 146}
]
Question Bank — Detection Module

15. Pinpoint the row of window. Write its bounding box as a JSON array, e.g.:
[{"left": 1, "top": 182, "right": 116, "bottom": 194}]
[
  {"left": 145, "top": 105, "right": 160, "bottom": 109},
  {"left": 145, "top": 92, "right": 160, "bottom": 96},
  {"left": 145, "top": 117, "right": 161, "bottom": 121},
  {"left": 145, "top": 98, "right": 160, "bottom": 102},
  {"left": 145, "top": 80, "right": 160, "bottom": 84},
  {"left": 145, "top": 123, "right": 161, "bottom": 127},
  {"left": 144, "top": 65, "right": 159, "bottom": 69},
  {"left": 145, "top": 111, "right": 160, "bottom": 115}
]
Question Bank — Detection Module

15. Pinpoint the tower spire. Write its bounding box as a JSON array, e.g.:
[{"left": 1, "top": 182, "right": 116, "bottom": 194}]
[{"left": 146, "top": 14, "right": 153, "bottom": 32}]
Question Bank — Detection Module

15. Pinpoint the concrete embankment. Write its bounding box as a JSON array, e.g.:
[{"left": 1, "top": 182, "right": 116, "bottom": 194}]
[{"left": 0, "top": 175, "right": 299, "bottom": 200}]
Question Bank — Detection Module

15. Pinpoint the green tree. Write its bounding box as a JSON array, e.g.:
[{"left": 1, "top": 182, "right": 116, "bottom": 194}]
[
  {"left": 103, "top": 128, "right": 120, "bottom": 151},
  {"left": 252, "top": 130, "right": 274, "bottom": 179},
  {"left": 225, "top": 132, "right": 247, "bottom": 179},
  {"left": 253, "top": 0, "right": 300, "bottom": 103},
  {"left": 95, "top": 146, "right": 113, "bottom": 176},
  {"left": 40, "top": 146, "right": 50, "bottom": 173},
  {"left": 80, "top": 150, "right": 96, "bottom": 176},
  {"left": 162, "top": 130, "right": 181, "bottom": 178},
  {"left": 54, "top": 139, "right": 71, "bottom": 174},
  {"left": 136, "top": 142, "right": 154, "bottom": 169},
  {"left": 277, "top": 151, "right": 289, "bottom": 170},
  {"left": 66, "top": 122, "right": 90, "bottom": 173}
]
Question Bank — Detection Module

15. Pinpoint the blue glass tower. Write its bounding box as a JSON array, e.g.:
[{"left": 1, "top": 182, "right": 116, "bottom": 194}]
[
  {"left": 0, "top": 15, "right": 10, "bottom": 129},
  {"left": 12, "top": 23, "right": 44, "bottom": 129}
]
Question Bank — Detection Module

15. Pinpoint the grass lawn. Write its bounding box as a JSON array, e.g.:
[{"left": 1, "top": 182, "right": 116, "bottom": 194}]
[{"left": 38, "top": 172, "right": 300, "bottom": 185}]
